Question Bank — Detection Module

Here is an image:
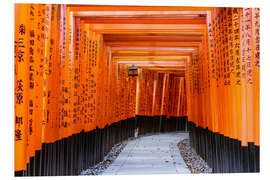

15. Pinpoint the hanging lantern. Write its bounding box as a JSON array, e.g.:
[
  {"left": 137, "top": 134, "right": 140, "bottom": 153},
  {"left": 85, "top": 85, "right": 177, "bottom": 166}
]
[{"left": 128, "top": 65, "right": 139, "bottom": 77}]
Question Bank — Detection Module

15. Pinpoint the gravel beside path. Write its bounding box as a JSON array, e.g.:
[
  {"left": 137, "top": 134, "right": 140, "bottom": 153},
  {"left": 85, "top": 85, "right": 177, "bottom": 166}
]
[
  {"left": 80, "top": 138, "right": 133, "bottom": 175},
  {"left": 178, "top": 139, "right": 212, "bottom": 173}
]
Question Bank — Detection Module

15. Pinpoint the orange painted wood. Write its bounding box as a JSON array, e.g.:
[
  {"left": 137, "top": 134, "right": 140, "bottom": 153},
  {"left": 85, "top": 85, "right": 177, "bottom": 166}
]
[{"left": 15, "top": 5, "right": 260, "bottom": 172}]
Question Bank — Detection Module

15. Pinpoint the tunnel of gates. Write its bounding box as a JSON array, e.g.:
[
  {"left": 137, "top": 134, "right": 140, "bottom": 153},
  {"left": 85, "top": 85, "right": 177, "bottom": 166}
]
[{"left": 14, "top": 4, "right": 260, "bottom": 176}]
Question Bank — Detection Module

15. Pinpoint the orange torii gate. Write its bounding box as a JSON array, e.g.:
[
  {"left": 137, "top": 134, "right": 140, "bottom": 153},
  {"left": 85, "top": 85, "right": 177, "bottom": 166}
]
[{"left": 14, "top": 4, "right": 259, "bottom": 176}]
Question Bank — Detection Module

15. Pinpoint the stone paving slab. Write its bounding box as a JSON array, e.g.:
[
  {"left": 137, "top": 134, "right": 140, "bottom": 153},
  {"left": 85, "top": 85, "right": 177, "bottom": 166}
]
[{"left": 102, "top": 132, "right": 190, "bottom": 175}]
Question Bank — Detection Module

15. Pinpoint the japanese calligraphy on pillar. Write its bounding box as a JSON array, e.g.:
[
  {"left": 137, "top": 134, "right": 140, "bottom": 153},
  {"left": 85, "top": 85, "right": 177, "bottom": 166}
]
[
  {"left": 27, "top": 4, "right": 37, "bottom": 158},
  {"left": 227, "top": 8, "right": 234, "bottom": 84},
  {"left": 233, "top": 8, "right": 241, "bottom": 86},
  {"left": 253, "top": 8, "right": 260, "bottom": 68},
  {"left": 243, "top": 8, "right": 253, "bottom": 85},
  {"left": 15, "top": 4, "right": 29, "bottom": 172},
  {"left": 252, "top": 8, "right": 260, "bottom": 146}
]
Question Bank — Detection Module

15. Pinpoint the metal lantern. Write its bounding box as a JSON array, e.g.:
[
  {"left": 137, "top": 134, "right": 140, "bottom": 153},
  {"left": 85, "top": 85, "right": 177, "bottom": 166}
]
[{"left": 128, "top": 65, "right": 139, "bottom": 77}]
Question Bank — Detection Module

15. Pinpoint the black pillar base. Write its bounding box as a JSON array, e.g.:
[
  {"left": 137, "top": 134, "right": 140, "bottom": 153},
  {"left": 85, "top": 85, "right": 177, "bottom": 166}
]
[{"left": 188, "top": 121, "right": 260, "bottom": 173}]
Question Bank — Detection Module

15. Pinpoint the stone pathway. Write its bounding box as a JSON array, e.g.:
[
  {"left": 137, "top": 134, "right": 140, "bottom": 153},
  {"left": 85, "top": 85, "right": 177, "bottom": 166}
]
[{"left": 102, "top": 132, "right": 190, "bottom": 175}]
